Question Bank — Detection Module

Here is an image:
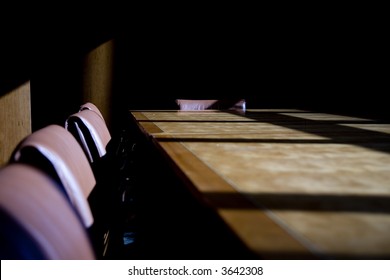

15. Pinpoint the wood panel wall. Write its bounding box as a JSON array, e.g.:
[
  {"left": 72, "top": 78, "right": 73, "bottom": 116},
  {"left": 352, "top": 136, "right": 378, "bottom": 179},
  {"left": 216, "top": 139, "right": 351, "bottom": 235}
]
[
  {"left": 0, "top": 81, "right": 31, "bottom": 167},
  {"left": 82, "top": 39, "right": 114, "bottom": 130}
]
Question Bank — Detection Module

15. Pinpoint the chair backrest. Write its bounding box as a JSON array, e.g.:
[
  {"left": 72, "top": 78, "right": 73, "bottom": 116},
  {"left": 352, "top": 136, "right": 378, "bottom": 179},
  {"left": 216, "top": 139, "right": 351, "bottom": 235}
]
[
  {"left": 0, "top": 163, "right": 95, "bottom": 259},
  {"left": 176, "top": 99, "right": 246, "bottom": 111},
  {"left": 11, "top": 125, "right": 96, "bottom": 228},
  {"left": 79, "top": 102, "right": 104, "bottom": 120},
  {"left": 65, "top": 110, "right": 111, "bottom": 163}
]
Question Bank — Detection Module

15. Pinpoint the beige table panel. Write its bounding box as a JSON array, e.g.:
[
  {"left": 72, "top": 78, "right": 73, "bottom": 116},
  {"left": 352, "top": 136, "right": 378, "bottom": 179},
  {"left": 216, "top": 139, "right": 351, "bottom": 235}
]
[
  {"left": 280, "top": 113, "right": 371, "bottom": 121},
  {"left": 178, "top": 141, "right": 390, "bottom": 258},
  {"left": 130, "top": 110, "right": 390, "bottom": 259},
  {"left": 134, "top": 111, "right": 390, "bottom": 142},
  {"left": 157, "top": 141, "right": 312, "bottom": 259}
]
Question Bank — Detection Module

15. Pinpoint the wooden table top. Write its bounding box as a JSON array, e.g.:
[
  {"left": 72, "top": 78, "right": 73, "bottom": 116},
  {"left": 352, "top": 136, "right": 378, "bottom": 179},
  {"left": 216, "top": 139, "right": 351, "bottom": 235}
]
[{"left": 129, "top": 109, "right": 390, "bottom": 259}]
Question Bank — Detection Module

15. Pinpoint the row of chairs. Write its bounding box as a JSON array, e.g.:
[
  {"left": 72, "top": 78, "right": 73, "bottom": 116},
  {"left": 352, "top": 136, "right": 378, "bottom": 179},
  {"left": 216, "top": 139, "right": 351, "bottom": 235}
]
[
  {"left": 0, "top": 102, "right": 134, "bottom": 259},
  {"left": 1, "top": 98, "right": 245, "bottom": 259}
]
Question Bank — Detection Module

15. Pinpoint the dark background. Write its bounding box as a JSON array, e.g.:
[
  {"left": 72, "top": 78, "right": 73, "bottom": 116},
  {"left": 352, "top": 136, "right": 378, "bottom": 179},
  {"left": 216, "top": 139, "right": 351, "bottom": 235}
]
[{"left": 1, "top": 4, "right": 388, "bottom": 133}]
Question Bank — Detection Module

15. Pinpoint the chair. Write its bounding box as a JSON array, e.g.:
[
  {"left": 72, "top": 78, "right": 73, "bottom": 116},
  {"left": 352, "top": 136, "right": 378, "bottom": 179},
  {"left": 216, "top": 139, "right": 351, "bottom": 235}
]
[
  {"left": 65, "top": 108, "right": 129, "bottom": 199},
  {"left": 65, "top": 107, "right": 138, "bottom": 257},
  {"left": 65, "top": 106, "right": 135, "bottom": 206},
  {"left": 10, "top": 124, "right": 112, "bottom": 258},
  {"left": 70, "top": 102, "right": 135, "bottom": 173},
  {"left": 11, "top": 125, "right": 95, "bottom": 228},
  {"left": 0, "top": 163, "right": 95, "bottom": 259},
  {"left": 65, "top": 109, "right": 111, "bottom": 164},
  {"left": 79, "top": 101, "right": 105, "bottom": 120},
  {"left": 176, "top": 98, "right": 246, "bottom": 111}
]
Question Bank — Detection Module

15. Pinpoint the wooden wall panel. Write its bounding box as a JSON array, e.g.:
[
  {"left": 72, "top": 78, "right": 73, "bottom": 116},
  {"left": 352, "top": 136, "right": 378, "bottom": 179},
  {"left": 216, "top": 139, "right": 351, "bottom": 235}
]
[
  {"left": 82, "top": 39, "right": 114, "bottom": 130},
  {"left": 0, "top": 81, "right": 31, "bottom": 166}
]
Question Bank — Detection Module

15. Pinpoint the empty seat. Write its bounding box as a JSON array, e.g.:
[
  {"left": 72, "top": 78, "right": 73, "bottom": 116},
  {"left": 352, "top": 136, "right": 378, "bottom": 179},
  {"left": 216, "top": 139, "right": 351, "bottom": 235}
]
[
  {"left": 65, "top": 108, "right": 128, "bottom": 206},
  {"left": 65, "top": 104, "right": 139, "bottom": 258},
  {"left": 10, "top": 124, "right": 114, "bottom": 258},
  {"left": 65, "top": 109, "right": 111, "bottom": 164},
  {"left": 0, "top": 163, "right": 95, "bottom": 259},
  {"left": 69, "top": 104, "right": 141, "bottom": 255},
  {"left": 79, "top": 101, "right": 105, "bottom": 120},
  {"left": 65, "top": 105, "right": 135, "bottom": 207},
  {"left": 69, "top": 102, "right": 135, "bottom": 174},
  {"left": 11, "top": 125, "right": 95, "bottom": 228},
  {"left": 176, "top": 99, "right": 246, "bottom": 111}
]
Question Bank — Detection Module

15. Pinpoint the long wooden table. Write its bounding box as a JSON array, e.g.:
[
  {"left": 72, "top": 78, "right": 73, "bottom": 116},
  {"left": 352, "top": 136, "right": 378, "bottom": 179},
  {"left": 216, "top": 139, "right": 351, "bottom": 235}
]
[{"left": 129, "top": 109, "right": 390, "bottom": 259}]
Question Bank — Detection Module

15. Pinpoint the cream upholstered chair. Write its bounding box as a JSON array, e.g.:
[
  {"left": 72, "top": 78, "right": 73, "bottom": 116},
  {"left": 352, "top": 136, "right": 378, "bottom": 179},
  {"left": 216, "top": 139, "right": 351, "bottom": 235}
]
[
  {"left": 65, "top": 109, "right": 111, "bottom": 164},
  {"left": 70, "top": 102, "right": 134, "bottom": 173},
  {"left": 65, "top": 106, "right": 137, "bottom": 258},
  {"left": 176, "top": 99, "right": 246, "bottom": 111},
  {"left": 0, "top": 163, "right": 95, "bottom": 259},
  {"left": 10, "top": 124, "right": 114, "bottom": 259},
  {"left": 65, "top": 104, "right": 133, "bottom": 193},
  {"left": 11, "top": 125, "right": 95, "bottom": 228},
  {"left": 79, "top": 102, "right": 105, "bottom": 120}
]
